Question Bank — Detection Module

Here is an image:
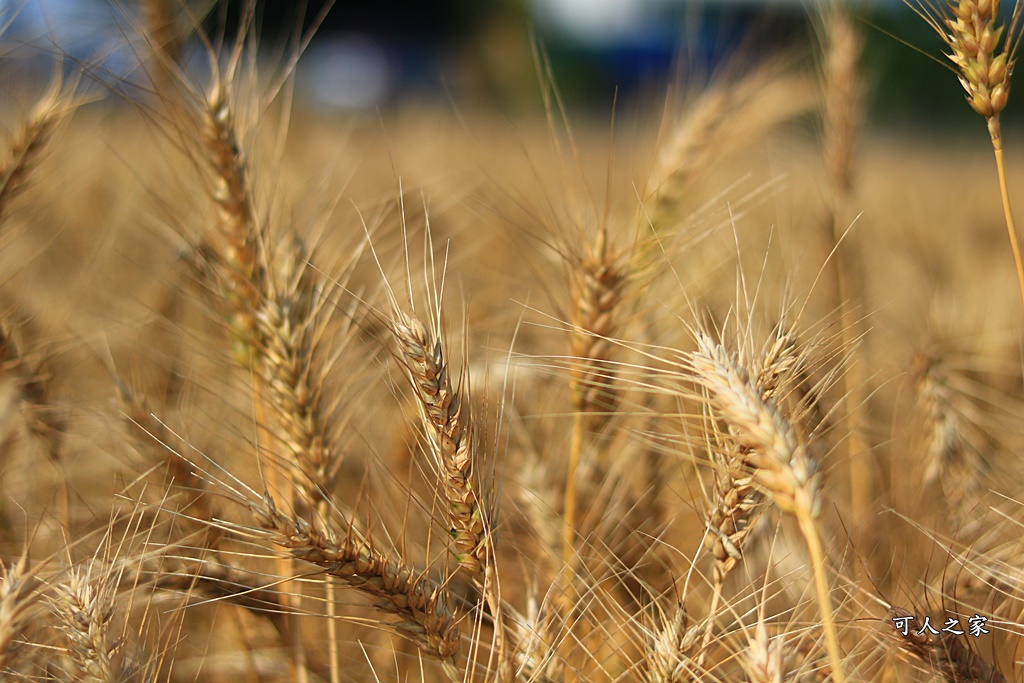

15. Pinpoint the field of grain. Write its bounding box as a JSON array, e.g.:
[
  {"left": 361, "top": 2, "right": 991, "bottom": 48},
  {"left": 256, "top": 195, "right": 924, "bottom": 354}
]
[{"left": 3, "top": 1, "right": 1024, "bottom": 681}]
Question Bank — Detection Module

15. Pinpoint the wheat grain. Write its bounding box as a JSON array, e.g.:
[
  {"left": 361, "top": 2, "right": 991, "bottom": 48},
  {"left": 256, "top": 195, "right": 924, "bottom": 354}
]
[
  {"left": 389, "top": 311, "right": 490, "bottom": 577},
  {"left": 247, "top": 492, "right": 461, "bottom": 670},
  {"left": 50, "top": 564, "right": 119, "bottom": 682},
  {"left": 0, "top": 554, "right": 39, "bottom": 672}
]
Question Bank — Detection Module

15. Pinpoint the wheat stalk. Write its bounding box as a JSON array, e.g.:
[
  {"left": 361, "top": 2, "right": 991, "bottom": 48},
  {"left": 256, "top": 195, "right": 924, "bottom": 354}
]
[
  {"left": 562, "top": 230, "right": 629, "bottom": 615},
  {"left": 818, "top": 3, "right": 872, "bottom": 538}
]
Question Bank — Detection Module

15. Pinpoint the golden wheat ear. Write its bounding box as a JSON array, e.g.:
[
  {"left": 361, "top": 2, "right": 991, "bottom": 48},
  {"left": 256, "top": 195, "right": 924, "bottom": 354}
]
[
  {"left": 0, "top": 553, "right": 40, "bottom": 671},
  {"left": 49, "top": 563, "right": 122, "bottom": 681},
  {"left": 689, "top": 333, "right": 845, "bottom": 683},
  {"left": 912, "top": 0, "right": 1024, "bottom": 306},
  {"left": 0, "top": 80, "right": 80, "bottom": 228}
]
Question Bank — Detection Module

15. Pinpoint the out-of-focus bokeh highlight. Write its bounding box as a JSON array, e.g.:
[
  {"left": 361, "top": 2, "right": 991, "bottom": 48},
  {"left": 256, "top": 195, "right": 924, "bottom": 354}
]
[{"left": 1, "top": 0, "right": 1020, "bottom": 131}]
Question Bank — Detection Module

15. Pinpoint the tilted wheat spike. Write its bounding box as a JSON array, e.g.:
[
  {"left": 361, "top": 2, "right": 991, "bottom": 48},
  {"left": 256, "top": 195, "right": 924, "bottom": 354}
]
[
  {"left": 690, "top": 333, "right": 844, "bottom": 683},
  {"left": 389, "top": 311, "right": 490, "bottom": 577},
  {"left": 247, "top": 492, "right": 461, "bottom": 677},
  {"left": 700, "top": 330, "right": 814, "bottom": 660},
  {"left": 691, "top": 334, "right": 821, "bottom": 521},
  {"left": 0, "top": 81, "right": 76, "bottom": 227},
  {"left": 254, "top": 236, "right": 349, "bottom": 515},
  {"left": 387, "top": 306, "right": 511, "bottom": 678}
]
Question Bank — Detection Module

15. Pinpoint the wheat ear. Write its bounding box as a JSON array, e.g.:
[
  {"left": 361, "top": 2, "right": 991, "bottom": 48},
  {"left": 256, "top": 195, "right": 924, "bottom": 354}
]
[
  {"left": 742, "top": 619, "right": 786, "bottom": 683},
  {"left": 914, "top": 353, "right": 989, "bottom": 535},
  {"left": 389, "top": 311, "right": 490, "bottom": 576},
  {"left": 198, "top": 77, "right": 262, "bottom": 364},
  {"left": 563, "top": 230, "right": 629, "bottom": 601},
  {"left": 0, "top": 554, "right": 39, "bottom": 671},
  {"left": 255, "top": 237, "right": 359, "bottom": 683},
  {"left": 690, "top": 334, "right": 844, "bottom": 683},
  {"left": 196, "top": 74, "right": 322, "bottom": 681},
  {"left": 643, "top": 603, "right": 706, "bottom": 683},
  {"left": 0, "top": 82, "right": 74, "bottom": 227},
  {"left": 50, "top": 565, "right": 120, "bottom": 683},
  {"left": 247, "top": 492, "right": 461, "bottom": 676},
  {"left": 702, "top": 434, "right": 767, "bottom": 627},
  {"left": 914, "top": 0, "right": 1024, "bottom": 306},
  {"left": 388, "top": 310, "right": 509, "bottom": 676}
]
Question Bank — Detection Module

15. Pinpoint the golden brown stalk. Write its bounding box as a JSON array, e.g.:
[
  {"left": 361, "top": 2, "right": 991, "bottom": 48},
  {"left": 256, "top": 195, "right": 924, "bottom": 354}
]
[
  {"left": 820, "top": 3, "right": 871, "bottom": 534},
  {"left": 822, "top": 5, "right": 862, "bottom": 204},
  {"left": 690, "top": 334, "right": 844, "bottom": 683},
  {"left": 248, "top": 492, "right": 461, "bottom": 675},
  {"left": 50, "top": 565, "right": 119, "bottom": 683},
  {"left": 915, "top": 0, "right": 1024, "bottom": 305},
  {"left": 886, "top": 606, "right": 1006, "bottom": 683},
  {"left": 0, "top": 554, "right": 39, "bottom": 671},
  {"left": 0, "top": 84, "right": 70, "bottom": 226}
]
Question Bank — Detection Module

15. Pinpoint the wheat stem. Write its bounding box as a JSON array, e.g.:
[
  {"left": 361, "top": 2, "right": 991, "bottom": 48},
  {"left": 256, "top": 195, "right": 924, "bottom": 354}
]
[
  {"left": 988, "top": 119, "right": 1024, "bottom": 307},
  {"left": 796, "top": 509, "right": 845, "bottom": 683}
]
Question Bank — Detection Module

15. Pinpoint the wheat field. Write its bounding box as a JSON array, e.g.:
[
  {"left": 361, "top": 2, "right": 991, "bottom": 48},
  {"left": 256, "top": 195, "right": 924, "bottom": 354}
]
[{"left": 3, "top": 1, "right": 1024, "bottom": 681}]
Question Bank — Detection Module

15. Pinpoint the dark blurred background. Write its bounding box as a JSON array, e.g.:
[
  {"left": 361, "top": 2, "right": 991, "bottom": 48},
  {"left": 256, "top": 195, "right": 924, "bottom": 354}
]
[{"left": 2, "top": 0, "right": 1022, "bottom": 132}]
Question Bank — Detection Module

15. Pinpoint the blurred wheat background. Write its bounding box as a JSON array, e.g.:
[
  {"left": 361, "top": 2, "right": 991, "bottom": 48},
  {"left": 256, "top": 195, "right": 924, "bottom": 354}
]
[{"left": 2, "top": 0, "right": 1024, "bottom": 681}]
